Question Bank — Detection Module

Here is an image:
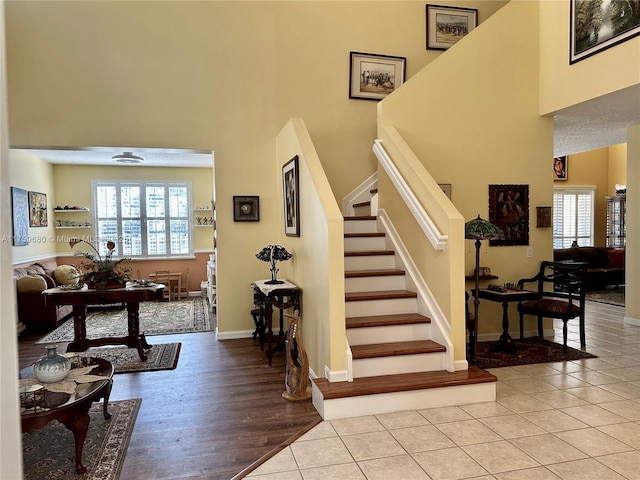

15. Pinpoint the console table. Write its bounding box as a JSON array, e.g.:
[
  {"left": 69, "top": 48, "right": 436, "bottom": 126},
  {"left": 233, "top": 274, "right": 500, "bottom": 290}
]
[
  {"left": 43, "top": 285, "right": 165, "bottom": 360},
  {"left": 251, "top": 280, "right": 301, "bottom": 365}
]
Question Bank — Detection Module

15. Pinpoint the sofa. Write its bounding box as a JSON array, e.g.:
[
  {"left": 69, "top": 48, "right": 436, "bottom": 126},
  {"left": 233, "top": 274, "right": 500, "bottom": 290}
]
[
  {"left": 13, "top": 259, "right": 78, "bottom": 331},
  {"left": 553, "top": 246, "right": 625, "bottom": 291}
]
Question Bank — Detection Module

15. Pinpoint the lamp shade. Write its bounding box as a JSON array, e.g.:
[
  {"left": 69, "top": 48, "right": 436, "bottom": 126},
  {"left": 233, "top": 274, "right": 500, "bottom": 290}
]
[
  {"left": 255, "top": 245, "right": 292, "bottom": 263},
  {"left": 464, "top": 215, "right": 504, "bottom": 241}
]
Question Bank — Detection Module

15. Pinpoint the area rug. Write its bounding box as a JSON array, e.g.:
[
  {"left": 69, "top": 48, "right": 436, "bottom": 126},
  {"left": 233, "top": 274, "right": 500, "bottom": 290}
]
[
  {"left": 586, "top": 289, "right": 625, "bottom": 306},
  {"left": 85, "top": 343, "right": 181, "bottom": 374},
  {"left": 472, "top": 337, "right": 597, "bottom": 370},
  {"left": 22, "top": 398, "right": 140, "bottom": 480},
  {"left": 37, "top": 297, "right": 210, "bottom": 345}
]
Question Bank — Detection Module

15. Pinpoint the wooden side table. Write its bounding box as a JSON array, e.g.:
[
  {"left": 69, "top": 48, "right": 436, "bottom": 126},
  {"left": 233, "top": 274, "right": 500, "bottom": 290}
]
[{"left": 251, "top": 280, "right": 301, "bottom": 365}]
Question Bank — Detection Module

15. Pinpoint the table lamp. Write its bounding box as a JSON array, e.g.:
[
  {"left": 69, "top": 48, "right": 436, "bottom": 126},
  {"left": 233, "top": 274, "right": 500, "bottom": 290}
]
[
  {"left": 465, "top": 215, "right": 504, "bottom": 363},
  {"left": 256, "top": 245, "right": 292, "bottom": 284}
]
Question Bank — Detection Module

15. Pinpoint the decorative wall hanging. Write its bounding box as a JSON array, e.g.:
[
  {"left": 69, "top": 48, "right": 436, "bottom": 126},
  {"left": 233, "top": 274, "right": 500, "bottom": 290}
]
[
  {"left": 233, "top": 195, "right": 259, "bottom": 222},
  {"left": 570, "top": 0, "right": 640, "bottom": 64},
  {"left": 349, "top": 51, "right": 406, "bottom": 100},
  {"left": 11, "top": 187, "right": 29, "bottom": 246},
  {"left": 554, "top": 156, "right": 567, "bottom": 181},
  {"left": 488, "top": 184, "right": 529, "bottom": 246},
  {"left": 28, "top": 191, "right": 48, "bottom": 227},
  {"left": 282, "top": 156, "right": 300, "bottom": 237},
  {"left": 426, "top": 4, "right": 478, "bottom": 50},
  {"left": 536, "top": 206, "right": 552, "bottom": 227}
]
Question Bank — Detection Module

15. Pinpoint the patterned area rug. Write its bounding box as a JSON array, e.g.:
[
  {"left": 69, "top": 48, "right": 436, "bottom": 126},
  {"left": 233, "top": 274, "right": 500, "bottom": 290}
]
[
  {"left": 85, "top": 343, "right": 181, "bottom": 374},
  {"left": 37, "top": 297, "right": 210, "bottom": 345},
  {"left": 472, "top": 337, "right": 597, "bottom": 370},
  {"left": 22, "top": 399, "right": 140, "bottom": 480},
  {"left": 586, "top": 289, "right": 625, "bottom": 306}
]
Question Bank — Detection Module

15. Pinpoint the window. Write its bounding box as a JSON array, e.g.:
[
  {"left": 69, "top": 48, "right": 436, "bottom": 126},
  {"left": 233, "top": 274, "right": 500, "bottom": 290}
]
[
  {"left": 553, "top": 187, "right": 595, "bottom": 248},
  {"left": 93, "top": 181, "right": 192, "bottom": 258}
]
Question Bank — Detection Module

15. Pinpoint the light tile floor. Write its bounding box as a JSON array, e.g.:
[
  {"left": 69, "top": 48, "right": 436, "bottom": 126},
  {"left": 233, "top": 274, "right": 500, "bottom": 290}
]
[{"left": 247, "top": 300, "right": 640, "bottom": 479}]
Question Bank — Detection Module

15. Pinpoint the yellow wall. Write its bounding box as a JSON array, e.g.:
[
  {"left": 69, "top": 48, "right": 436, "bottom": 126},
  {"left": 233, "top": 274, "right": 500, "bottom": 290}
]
[
  {"left": 4, "top": 1, "right": 508, "bottom": 334},
  {"left": 378, "top": 0, "right": 553, "bottom": 345},
  {"left": 560, "top": 145, "right": 627, "bottom": 246},
  {"left": 9, "top": 150, "right": 56, "bottom": 260},
  {"left": 539, "top": 0, "right": 640, "bottom": 115}
]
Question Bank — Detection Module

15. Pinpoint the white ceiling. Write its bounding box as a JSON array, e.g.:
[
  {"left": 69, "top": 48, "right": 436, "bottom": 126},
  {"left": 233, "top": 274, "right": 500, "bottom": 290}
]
[
  {"left": 11, "top": 85, "right": 640, "bottom": 166},
  {"left": 13, "top": 146, "right": 213, "bottom": 168},
  {"left": 553, "top": 84, "right": 640, "bottom": 157}
]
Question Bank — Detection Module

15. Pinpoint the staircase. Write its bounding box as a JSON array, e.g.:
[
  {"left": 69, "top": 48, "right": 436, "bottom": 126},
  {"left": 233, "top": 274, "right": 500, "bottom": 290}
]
[{"left": 312, "top": 215, "right": 496, "bottom": 420}]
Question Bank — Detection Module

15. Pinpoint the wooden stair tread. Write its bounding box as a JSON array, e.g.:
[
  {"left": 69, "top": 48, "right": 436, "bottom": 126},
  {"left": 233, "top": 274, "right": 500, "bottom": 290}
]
[
  {"left": 344, "top": 216, "right": 376, "bottom": 221},
  {"left": 353, "top": 201, "right": 371, "bottom": 208},
  {"left": 344, "top": 232, "right": 385, "bottom": 238},
  {"left": 345, "top": 269, "right": 405, "bottom": 278},
  {"left": 346, "top": 290, "right": 417, "bottom": 301},
  {"left": 346, "top": 313, "right": 431, "bottom": 328},
  {"left": 313, "top": 367, "right": 496, "bottom": 400},
  {"left": 351, "top": 340, "right": 445, "bottom": 358},
  {"left": 344, "top": 250, "right": 395, "bottom": 257}
]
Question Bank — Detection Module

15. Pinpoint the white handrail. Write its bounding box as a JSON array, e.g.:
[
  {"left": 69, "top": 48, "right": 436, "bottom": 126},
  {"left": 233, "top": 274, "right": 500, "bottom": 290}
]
[{"left": 372, "top": 140, "right": 448, "bottom": 250}]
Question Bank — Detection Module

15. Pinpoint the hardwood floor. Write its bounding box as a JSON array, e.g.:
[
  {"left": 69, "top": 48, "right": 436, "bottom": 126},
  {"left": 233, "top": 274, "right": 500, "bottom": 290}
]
[{"left": 18, "top": 317, "right": 322, "bottom": 479}]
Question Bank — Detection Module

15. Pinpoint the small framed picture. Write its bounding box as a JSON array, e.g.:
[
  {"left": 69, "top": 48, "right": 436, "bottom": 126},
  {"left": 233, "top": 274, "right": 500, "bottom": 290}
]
[
  {"left": 426, "top": 4, "right": 478, "bottom": 50},
  {"left": 11, "top": 187, "right": 29, "bottom": 246},
  {"left": 28, "top": 191, "right": 48, "bottom": 227},
  {"left": 282, "top": 156, "right": 300, "bottom": 237},
  {"left": 488, "top": 184, "right": 529, "bottom": 246},
  {"left": 553, "top": 156, "right": 567, "bottom": 181},
  {"left": 233, "top": 195, "right": 259, "bottom": 222},
  {"left": 536, "top": 206, "right": 552, "bottom": 228},
  {"left": 349, "top": 51, "right": 406, "bottom": 101}
]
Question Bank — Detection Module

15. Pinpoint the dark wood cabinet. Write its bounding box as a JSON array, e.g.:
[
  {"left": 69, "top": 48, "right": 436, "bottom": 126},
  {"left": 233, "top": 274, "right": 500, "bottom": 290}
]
[{"left": 606, "top": 195, "right": 626, "bottom": 247}]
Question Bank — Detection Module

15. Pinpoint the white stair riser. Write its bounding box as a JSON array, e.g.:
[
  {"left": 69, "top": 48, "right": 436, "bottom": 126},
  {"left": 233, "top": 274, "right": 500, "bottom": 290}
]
[
  {"left": 344, "top": 220, "right": 378, "bottom": 234},
  {"left": 347, "top": 323, "right": 431, "bottom": 346},
  {"left": 344, "top": 236, "right": 387, "bottom": 252},
  {"left": 346, "top": 297, "right": 416, "bottom": 317},
  {"left": 313, "top": 382, "right": 496, "bottom": 420},
  {"left": 353, "top": 352, "right": 445, "bottom": 377},
  {"left": 345, "top": 255, "right": 395, "bottom": 271},
  {"left": 345, "top": 275, "right": 406, "bottom": 293}
]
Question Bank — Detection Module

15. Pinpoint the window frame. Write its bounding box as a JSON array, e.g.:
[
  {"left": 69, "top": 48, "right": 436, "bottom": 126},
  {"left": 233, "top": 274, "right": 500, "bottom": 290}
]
[
  {"left": 92, "top": 180, "right": 193, "bottom": 259},
  {"left": 552, "top": 186, "right": 595, "bottom": 248}
]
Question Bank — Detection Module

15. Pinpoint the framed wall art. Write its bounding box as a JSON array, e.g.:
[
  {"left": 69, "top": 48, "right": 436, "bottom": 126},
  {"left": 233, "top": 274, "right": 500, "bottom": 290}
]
[
  {"left": 554, "top": 156, "right": 567, "bottom": 181},
  {"left": 570, "top": 0, "right": 640, "bottom": 64},
  {"left": 233, "top": 195, "right": 259, "bottom": 222},
  {"left": 11, "top": 187, "right": 29, "bottom": 246},
  {"left": 488, "top": 184, "right": 529, "bottom": 246},
  {"left": 28, "top": 191, "right": 48, "bottom": 227},
  {"left": 282, "top": 156, "right": 300, "bottom": 237},
  {"left": 536, "top": 206, "right": 552, "bottom": 228},
  {"left": 426, "top": 4, "right": 478, "bottom": 50},
  {"left": 349, "top": 51, "right": 406, "bottom": 101}
]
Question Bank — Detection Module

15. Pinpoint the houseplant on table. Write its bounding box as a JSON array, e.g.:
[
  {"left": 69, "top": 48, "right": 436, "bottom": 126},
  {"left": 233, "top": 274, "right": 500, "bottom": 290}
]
[{"left": 70, "top": 238, "right": 132, "bottom": 289}]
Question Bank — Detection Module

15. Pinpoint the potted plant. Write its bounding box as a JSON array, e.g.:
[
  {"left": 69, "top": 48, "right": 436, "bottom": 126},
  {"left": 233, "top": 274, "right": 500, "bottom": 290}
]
[{"left": 69, "top": 238, "right": 132, "bottom": 289}]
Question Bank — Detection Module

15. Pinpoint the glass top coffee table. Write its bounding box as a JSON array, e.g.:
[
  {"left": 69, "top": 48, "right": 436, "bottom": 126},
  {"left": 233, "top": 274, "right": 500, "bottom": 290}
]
[{"left": 20, "top": 357, "right": 114, "bottom": 474}]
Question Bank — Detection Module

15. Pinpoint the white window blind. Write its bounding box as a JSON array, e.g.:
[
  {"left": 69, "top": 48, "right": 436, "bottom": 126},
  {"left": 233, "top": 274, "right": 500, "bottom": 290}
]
[
  {"left": 93, "top": 180, "right": 192, "bottom": 258},
  {"left": 553, "top": 187, "right": 595, "bottom": 248}
]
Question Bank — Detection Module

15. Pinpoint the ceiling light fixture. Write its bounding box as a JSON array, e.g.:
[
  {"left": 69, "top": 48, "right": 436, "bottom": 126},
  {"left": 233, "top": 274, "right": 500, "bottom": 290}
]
[{"left": 112, "top": 151, "right": 144, "bottom": 164}]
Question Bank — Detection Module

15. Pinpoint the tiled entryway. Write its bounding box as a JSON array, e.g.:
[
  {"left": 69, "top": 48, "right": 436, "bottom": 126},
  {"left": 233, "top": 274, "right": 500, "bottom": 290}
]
[{"left": 247, "top": 299, "right": 640, "bottom": 479}]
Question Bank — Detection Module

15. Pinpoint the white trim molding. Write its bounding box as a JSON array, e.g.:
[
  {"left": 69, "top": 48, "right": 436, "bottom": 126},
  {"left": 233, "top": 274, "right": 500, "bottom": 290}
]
[{"left": 373, "top": 140, "right": 447, "bottom": 250}]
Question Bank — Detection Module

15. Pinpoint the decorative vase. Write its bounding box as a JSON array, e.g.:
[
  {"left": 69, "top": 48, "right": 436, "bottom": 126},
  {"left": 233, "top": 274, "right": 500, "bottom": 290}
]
[{"left": 33, "top": 345, "right": 71, "bottom": 383}]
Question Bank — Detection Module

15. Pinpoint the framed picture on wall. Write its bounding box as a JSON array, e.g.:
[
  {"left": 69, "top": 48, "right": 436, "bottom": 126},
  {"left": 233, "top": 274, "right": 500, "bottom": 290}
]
[
  {"left": 488, "top": 184, "right": 529, "bottom": 246},
  {"left": 426, "top": 4, "right": 478, "bottom": 50},
  {"left": 28, "top": 191, "right": 48, "bottom": 227},
  {"left": 282, "top": 156, "right": 300, "bottom": 237},
  {"left": 570, "top": 0, "right": 640, "bottom": 64},
  {"left": 233, "top": 195, "right": 260, "bottom": 222},
  {"left": 554, "top": 156, "right": 567, "bottom": 181},
  {"left": 11, "top": 187, "right": 29, "bottom": 246},
  {"left": 349, "top": 51, "right": 406, "bottom": 101}
]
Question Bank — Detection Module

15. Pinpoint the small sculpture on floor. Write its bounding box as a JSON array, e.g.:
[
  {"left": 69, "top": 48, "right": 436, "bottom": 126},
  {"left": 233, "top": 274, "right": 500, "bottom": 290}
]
[{"left": 282, "top": 310, "right": 311, "bottom": 401}]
